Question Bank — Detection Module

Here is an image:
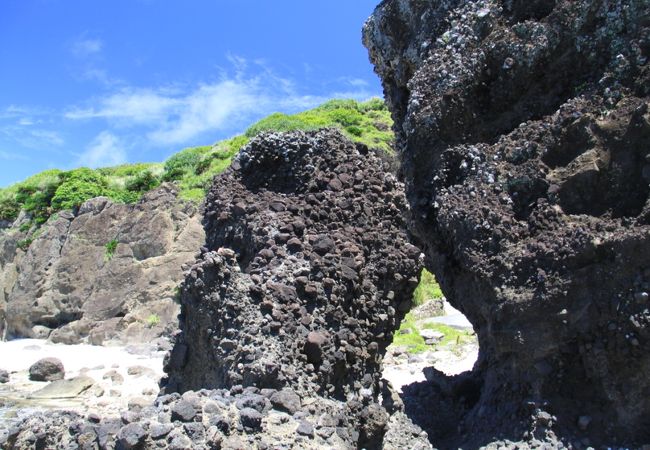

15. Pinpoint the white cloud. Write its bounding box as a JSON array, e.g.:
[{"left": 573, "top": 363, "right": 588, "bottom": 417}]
[
  {"left": 64, "top": 57, "right": 380, "bottom": 146},
  {"left": 72, "top": 38, "right": 103, "bottom": 57},
  {"left": 78, "top": 131, "right": 126, "bottom": 168},
  {"left": 0, "top": 150, "right": 28, "bottom": 161}
]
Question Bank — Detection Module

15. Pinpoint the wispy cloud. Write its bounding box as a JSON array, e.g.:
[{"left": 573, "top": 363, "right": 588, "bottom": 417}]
[
  {"left": 0, "top": 150, "right": 29, "bottom": 161},
  {"left": 78, "top": 131, "right": 126, "bottom": 167},
  {"left": 71, "top": 38, "right": 103, "bottom": 57},
  {"left": 64, "top": 58, "right": 376, "bottom": 146}
]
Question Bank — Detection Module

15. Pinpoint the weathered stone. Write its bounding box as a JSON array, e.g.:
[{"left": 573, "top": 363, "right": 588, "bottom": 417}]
[
  {"left": 171, "top": 400, "right": 197, "bottom": 423},
  {"left": 365, "top": 0, "right": 650, "bottom": 447},
  {"left": 270, "top": 389, "right": 301, "bottom": 414},
  {"left": 0, "top": 369, "right": 8, "bottom": 384},
  {"left": 0, "top": 183, "right": 204, "bottom": 344},
  {"left": 117, "top": 423, "right": 146, "bottom": 449},
  {"left": 28, "top": 376, "right": 94, "bottom": 399},
  {"left": 28, "top": 357, "right": 64, "bottom": 382},
  {"left": 239, "top": 407, "right": 263, "bottom": 430}
]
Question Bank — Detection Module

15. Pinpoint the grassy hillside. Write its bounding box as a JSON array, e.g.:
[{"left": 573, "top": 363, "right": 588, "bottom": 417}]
[{"left": 0, "top": 98, "right": 393, "bottom": 226}]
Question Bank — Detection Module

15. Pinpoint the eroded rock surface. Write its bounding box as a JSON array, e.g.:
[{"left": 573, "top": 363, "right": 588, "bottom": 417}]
[
  {"left": 365, "top": 0, "right": 650, "bottom": 447},
  {"left": 163, "top": 129, "right": 422, "bottom": 447},
  {"left": 0, "top": 183, "right": 204, "bottom": 344},
  {"left": 1, "top": 130, "right": 424, "bottom": 449}
]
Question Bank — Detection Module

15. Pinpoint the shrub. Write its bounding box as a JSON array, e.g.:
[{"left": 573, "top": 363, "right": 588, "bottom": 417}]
[
  {"left": 104, "top": 239, "right": 118, "bottom": 260},
  {"left": 413, "top": 269, "right": 444, "bottom": 306},
  {"left": 51, "top": 168, "right": 108, "bottom": 211},
  {"left": 0, "top": 196, "right": 20, "bottom": 222},
  {"left": 17, "top": 238, "right": 33, "bottom": 251},
  {"left": 125, "top": 170, "right": 160, "bottom": 193},
  {"left": 162, "top": 146, "right": 210, "bottom": 182}
]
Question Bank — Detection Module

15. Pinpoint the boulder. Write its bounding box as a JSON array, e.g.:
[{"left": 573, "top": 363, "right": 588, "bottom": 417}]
[
  {"left": 364, "top": 0, "right": 650, "bottom": 447},
  {"left": 28, "top": 357, "right": 64, "bottom": 382}
]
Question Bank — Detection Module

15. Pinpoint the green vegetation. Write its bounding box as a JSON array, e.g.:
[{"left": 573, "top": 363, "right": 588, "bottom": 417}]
[
  {"left": 17, "top": 238, "right": 33, "bottom": 251},
  {"left": 0, "top": 98, "right": 393, "bottom": 227},
  {"left": 104, "top": 239, "right": 118, "bottom": 260},
  {"left": 145, "top": 314, "right": 161, "bottom": 328},
  {"left": 392, "top": 312, "right": 474, "bottom": 354},
  {"left": 413, "top": 268, "right": 444, "bottom": 306}
]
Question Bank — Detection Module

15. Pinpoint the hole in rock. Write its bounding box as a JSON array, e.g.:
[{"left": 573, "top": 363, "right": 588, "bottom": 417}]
[{"left": 382, "top": 268, "right": 482, "bottom": 443}]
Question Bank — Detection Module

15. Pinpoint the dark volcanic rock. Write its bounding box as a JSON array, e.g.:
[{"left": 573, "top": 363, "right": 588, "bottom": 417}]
[
  {"left": 28, "top": 357, "right": 64, "bottom": 381},
  {"left": 163, "top": 129, "right": 422, "bottom": 447},
  {"left": 0, "top": 369, "right": 9, "bottom": 383},
  {"left": 365, "top": 0, "right": 650, "bottom": 448}
]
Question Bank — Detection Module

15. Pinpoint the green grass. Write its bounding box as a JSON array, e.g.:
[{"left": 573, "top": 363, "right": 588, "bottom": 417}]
[
  {"left": 413, "top": 268, "right": 444, "bottom": 306},
  {"left": 104, "top": 239, "right": 118, "bottom": 260},
  {"left": 145, "top": 314, "right": 161, "bottom": 328},
  {"left": 392, "top": 312, "right": 474, "bottom": 354},
  {"left": 0, "top": 97, "right": 394, "bottom": 227}
]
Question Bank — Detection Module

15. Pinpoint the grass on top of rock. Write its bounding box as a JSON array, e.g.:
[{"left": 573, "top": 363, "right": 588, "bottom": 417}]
[
  {"left": 0, "top": 98, "right": 393, "bottom": 227},
  {"left": 392, "top": 312, "right": 474, "bottom": 354}
]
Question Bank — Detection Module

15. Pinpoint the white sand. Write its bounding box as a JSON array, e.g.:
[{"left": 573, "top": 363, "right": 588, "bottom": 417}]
[{"left": 0, "top": 339, "right": 165, "bottom": 418}]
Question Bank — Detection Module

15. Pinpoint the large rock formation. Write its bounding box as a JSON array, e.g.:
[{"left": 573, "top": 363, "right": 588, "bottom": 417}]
[
  {"left": 163, "top": 129, "right": 422, "bottom": 447},
  {"left": 365, "top": 0, "right": 650, "bottom": 447},
  {"left": 0, "top": 183, "right": 204, "bottom": 344},
  {"left": 1, "top": 130, "right": 425, "bottom": 450}
]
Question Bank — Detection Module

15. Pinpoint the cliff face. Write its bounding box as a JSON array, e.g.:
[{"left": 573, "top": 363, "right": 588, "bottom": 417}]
[
  {"left": 0, "top": 183, "right": 204, "bottom": 344},
  {"left": 365, "top": 0, "right": 650, "bottom": 447}
]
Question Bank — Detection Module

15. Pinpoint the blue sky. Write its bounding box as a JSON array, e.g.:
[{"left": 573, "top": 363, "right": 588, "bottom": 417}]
[{"left": 0, "top": 1, "right": 383, "bottom": 187}]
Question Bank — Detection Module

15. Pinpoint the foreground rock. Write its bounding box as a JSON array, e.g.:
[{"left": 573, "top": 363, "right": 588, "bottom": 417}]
[
  {"left": 1, "top": 130, "right": 424, "bottom": 449},
  {"left": 164, "top": 129, "right": 422, "bottom": 447},
  {"left": 365, "top": 0, "right": 650, "bottom": 448},
  {"left": 0, "top": 183, "right": 204, "bottom": 344}
]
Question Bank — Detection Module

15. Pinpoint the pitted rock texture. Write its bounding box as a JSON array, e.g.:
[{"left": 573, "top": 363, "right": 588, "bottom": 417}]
[
  {"left": 0, "top": 183, "right": 204, "bottom": 344},
  {"left": 365, "top": 0, "right": 650, "bottom": 448},
  {"left": 163, "top": 129, "right": 422, "bottom": 448}
]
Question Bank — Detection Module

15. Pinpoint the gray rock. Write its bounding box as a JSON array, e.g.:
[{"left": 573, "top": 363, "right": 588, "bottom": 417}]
[
  {"left": 117, "top": 423, "right": 146, "bottom": 449},
  {"left": 29, "top": 376, "right": 94, "bottom": 399},
  {"left": 0, "top": 369, "right": 9, "bottom": 383},
  {"left": 149, "top": 422, "right": 173, "bottom": 440},
  {"left": 296, "top": 420, "right": 314, "bottom": 437},
  {"left": 29, "top": 357, "right": 64, "bottom": 381},
  {"left": 0, "top": 183, "right": 204, "bottom": 344},
  {"left": 270, "top": 389, "right": 301, "bottom": 414},
  {"left": 171, "top": 399, "right": 197, "bottom": 422},
  {"left": 239, "top": 407, "right": 263, "bottom": 430}
]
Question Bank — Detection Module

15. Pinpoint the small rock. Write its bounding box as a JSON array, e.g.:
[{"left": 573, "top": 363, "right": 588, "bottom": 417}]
[
  {"left": 0, "top": 369, "right": 9, "bottom": 383},
  {"left": 103, "top": 370, "right": 124, "bottom": 384},
  {"left": 270, "top": 388, "right": 302, "bottom": 414},
  {"left": 420, "top": 329, "right": 444, "bottom": 341},
  {"left": 296, "top": 420, "right": 314, "bottom": 437},
  {"left": 29, "top": 357, "right": 65, "bottom": 381},
  {"left": 304, "top": 331, "right": 326, "bottom": 364},
  {"left": 117, "top": 423, "right": 146, "bottom": 449},
  {"left": 239, "top": 407, "right": 263, "bottom": 430},
  {"left": 399, "top": 328, "right": 413, "bottom": 335},
  {"left": 150, "top": 423, "right": 173, "bottom": 440},
  {"left": 171, "top": 400, "right": 197, "bottom": 422}
]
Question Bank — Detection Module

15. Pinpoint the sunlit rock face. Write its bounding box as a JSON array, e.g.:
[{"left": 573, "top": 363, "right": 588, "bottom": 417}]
[
  {"left": 1, "top": 183, "right": 204, "bottom": 344},
  {"left": 365, "top": 0, "right": 650, "bottom": 447},
  {"left": 163, "top": 129, "right": 422, "bottom": 448}
]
